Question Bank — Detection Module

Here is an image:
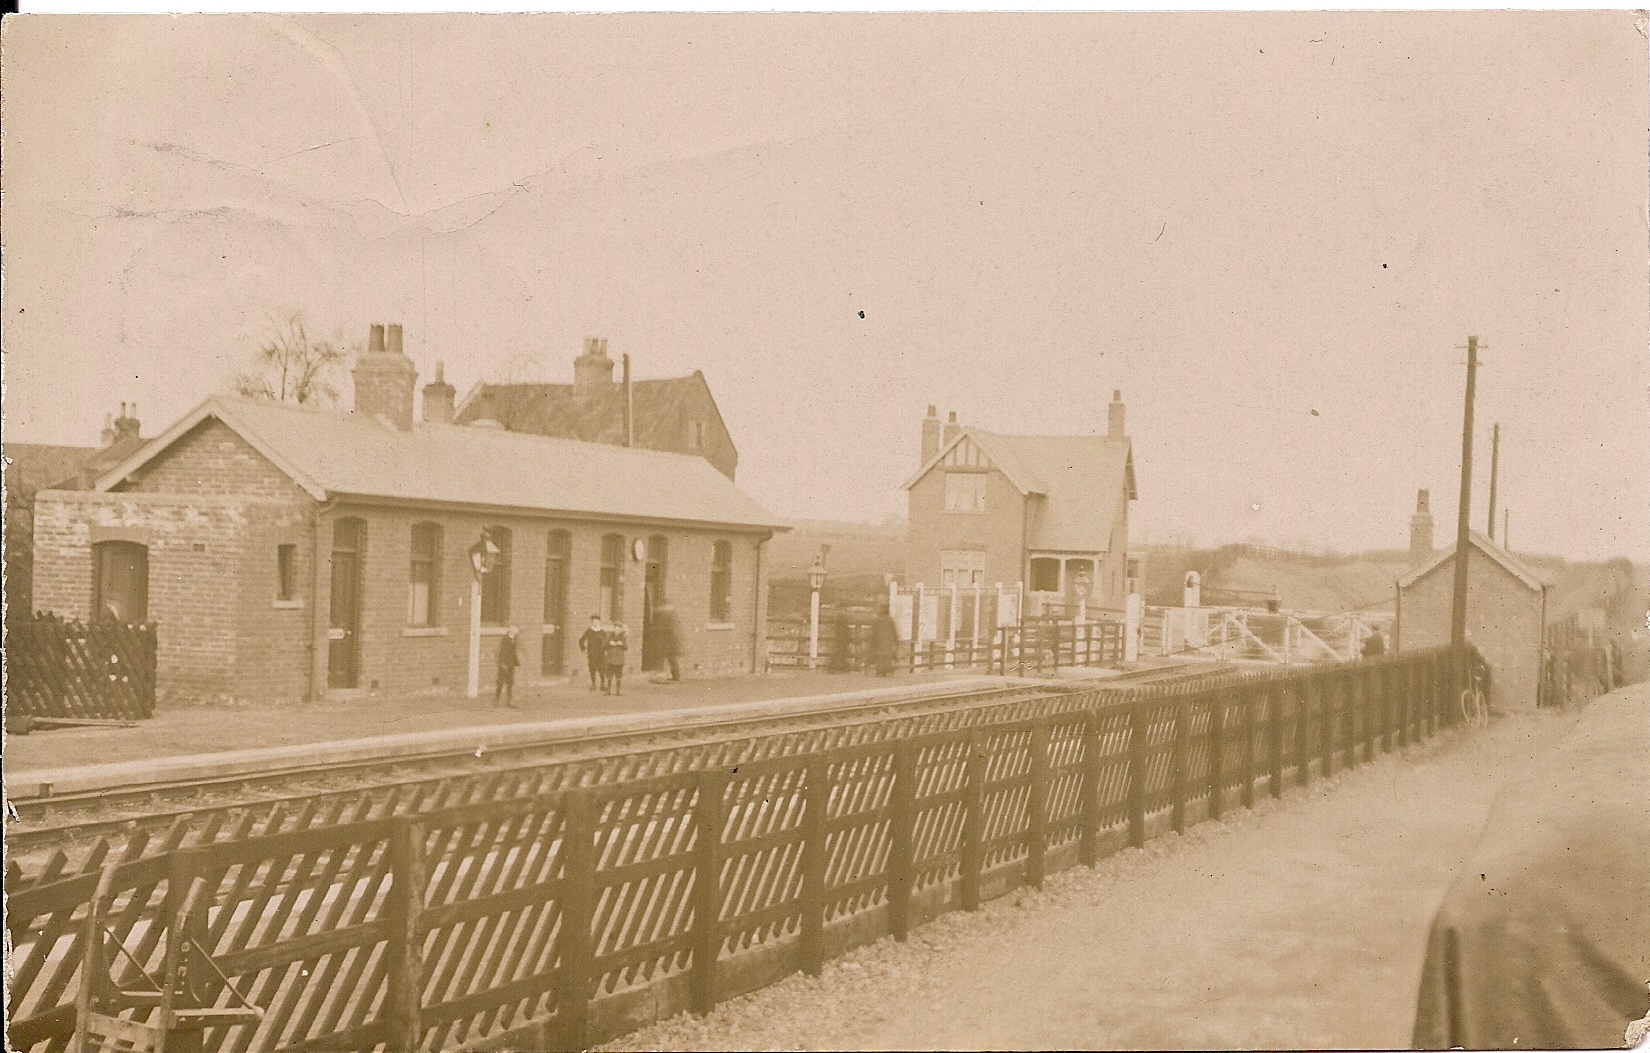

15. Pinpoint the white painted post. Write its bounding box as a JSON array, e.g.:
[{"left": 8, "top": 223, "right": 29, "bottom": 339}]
[
  {"left": 947, "top": 584, "right": 959, "bottom": 669},
  {"left": 971, "top": 581, "right": 983, "bottom": 667},
  {"left": 1124, "top": 593, "right": 1142, "bottom": 664},
  {"left": 914, "top": 583, "right": 925, "bottom": 671},
  {"left": 808, "top": 586, "right": 821, "bottom": 670},
  {"left": 467, "top": 577, "right": 482, "bottom": 698}
]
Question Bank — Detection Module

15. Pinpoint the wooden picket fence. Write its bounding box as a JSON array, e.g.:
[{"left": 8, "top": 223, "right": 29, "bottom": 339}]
[
  {"left": 6, "top": 613, "right": 157, "bottom": 721},
  {"left": 6, "top": 647, "right": 1473, "bottom": 1053}
]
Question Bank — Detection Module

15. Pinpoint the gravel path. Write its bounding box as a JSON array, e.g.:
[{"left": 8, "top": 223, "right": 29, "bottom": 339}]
[{"left": 605, "top": 698, "right": 1606, "bottom": 1051}]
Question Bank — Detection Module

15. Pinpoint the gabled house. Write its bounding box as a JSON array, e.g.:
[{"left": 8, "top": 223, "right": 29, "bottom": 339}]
[
  {"left": 30, "top": 324, "right": 784, "bottom": 705},
  {"left": 4, "top": 404, "right": 146, "bottom": 620},
  {"left": 1396, "top": 529, "right": 1548, "bottom": 710},
  {"left": 454, "top": 338, "right": 739, "bottom": 480},
  {"left": 903, "top": 391, "right": 1139, "bottom": 614}
]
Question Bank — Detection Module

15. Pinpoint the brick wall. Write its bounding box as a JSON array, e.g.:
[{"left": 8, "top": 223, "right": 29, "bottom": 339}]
[
  {"left": 31, "top": 489, "right": 314, "bottom": 705},
  {"left": 1396, "top": 545, "right": 1545, "bottom": 709},
  {"left": 331, "top": 504, "right": 769, "bottom": 697},
  {"left": 119, "top": 419, "right": 313, "bottom": 503},
  {"left": 904, "top": 467, "right": 1027, "bottom": 588}
]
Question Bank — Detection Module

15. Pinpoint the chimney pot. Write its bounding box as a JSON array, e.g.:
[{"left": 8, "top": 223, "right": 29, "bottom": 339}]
[
  {"left": 1108, "top": 389, "right": 1127, "bottom": 439},
  {"left": 574, "top": 336, "right": 616, "bottom": 398},
  {"left": 421, "top": 358, "right": 457, "bottom": 425},
  {"left": 354, "top": 322, "right": 417, "bottom": 430},
  {"left": 926, "top": 404, "right": 937, "bottom": 418},
  {"left": 920, "top": 404, "right": 942, "bottom": 463},
  {"left": 385, "top": 323, "right": 404, "bottom": 357}
]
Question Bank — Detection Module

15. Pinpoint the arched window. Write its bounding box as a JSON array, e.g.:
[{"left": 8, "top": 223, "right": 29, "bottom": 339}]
[
  {"left": 600, "top": 533, "right": 625, "bottom": 622},
  {"left": 709, "top": 540, "right": 733, "bottom": 623},
  {"left": 480, "top": 526, "right": 512, "bottom": 625},
  {"left": 93, "top": 541, "right": 148, "bottom": 623},
  {"left": 408, "top": 523, "right": 442, "bottom": 626}
]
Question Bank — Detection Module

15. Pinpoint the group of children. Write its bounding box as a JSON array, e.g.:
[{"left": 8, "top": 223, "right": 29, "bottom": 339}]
[{"left": 578, "top": 616, "right": 631, "bottom": 695}]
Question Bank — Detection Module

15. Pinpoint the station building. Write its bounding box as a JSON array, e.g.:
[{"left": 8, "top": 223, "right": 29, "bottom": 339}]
[
  {"left": 30, "top": 324, "right": 785, "bottom": 705},
  {"left": 1395, "top": 529, "right": 1548, "bottom": 711},
  {"left": 902, "top": 392, "right": 1138, "bottom": 614}
]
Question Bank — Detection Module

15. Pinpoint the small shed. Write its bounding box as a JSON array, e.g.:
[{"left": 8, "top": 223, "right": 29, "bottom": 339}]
[{"left": 1396, "top": 532, "right": 1547, "bottom": 710}]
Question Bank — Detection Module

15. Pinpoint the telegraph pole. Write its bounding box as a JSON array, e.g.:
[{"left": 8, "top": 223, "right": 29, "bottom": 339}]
[
  {"left": 1486, "top": 422, "right": 1500, "bottom": 541},
  {"left": 1450, "top": 336, "right": 1480, "bottom": 650}
]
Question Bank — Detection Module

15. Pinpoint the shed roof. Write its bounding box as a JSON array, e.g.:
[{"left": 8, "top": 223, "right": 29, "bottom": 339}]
[
  {"left": 92, "top": 396, "right": 786, "bottom": 532},
  {"left": 1398, "top": 531, "right": 1546, "bottom": 594},
  {"left": 903, "top": 428, "right": 1137, "bottom": 553}
]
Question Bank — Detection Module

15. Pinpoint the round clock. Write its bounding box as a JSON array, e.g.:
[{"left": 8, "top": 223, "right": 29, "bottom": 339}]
[{"left": 632, "top": 537, "right": 647, "bottom": 562}]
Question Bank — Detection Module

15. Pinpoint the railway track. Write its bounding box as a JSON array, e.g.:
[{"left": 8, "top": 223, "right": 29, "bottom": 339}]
[{"left": 4, "top": 664, "right": 1229, "bottom": 860}]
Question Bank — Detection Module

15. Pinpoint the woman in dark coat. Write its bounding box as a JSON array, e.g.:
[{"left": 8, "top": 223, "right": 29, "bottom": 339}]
[
  {"left": 603, "top": 623, "right": 629, "bottom": 696},
  {"left": 870, "top": 608, "right": 899, "bottom": 677}
]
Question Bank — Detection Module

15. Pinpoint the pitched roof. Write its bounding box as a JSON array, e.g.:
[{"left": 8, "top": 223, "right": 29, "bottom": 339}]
[
  {"left": 5, "top": 437, "right": 148, "bottom": 493},
  {"left": 1398, "top": 531, "right": 1545, "bottom": 593},
  {"left": 903, "top": 428, "right": 1138, "bottom": 553},
  {"left": 454, "top": 373, "right": 734, "bottom": 456},
  {"left": 93, "top": 396, "right": 786, "bottom": 532}
]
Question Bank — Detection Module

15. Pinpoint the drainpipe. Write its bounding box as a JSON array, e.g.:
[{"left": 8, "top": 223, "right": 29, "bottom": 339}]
[
  {"left": 751, "top": 532, "right": 771, "bottom": 673},
  {"left": 308, "top": 498, "right": 337, "bottom": 703}
]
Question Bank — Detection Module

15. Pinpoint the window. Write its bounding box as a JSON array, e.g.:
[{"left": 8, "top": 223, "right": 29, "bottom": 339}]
[
  {"left": 600, "top": 533, "right": 625, "bottom": 622},
  {"left": 276, "top": 544, "right": 298, "bottom": 602},
  {"left": 93, "top": 541, "right": 149, "bottom": 623},
  {"left": 710, "top": 540, "right": 733, "bottom": 622},
  {"left": 686, "top": 420, "right": 707, "bottom": 450},
  {"left": 1029, "top": 557, "right": 1060, "bottom": 593},
  {"left": 408, "top": 523, "right": 442, "bottom": 626},
  {"left": 941, "top": 550, "right": 987, "bottom": 588},
  {"left": 480, "top": 526, "right": 512, "bottom": 625},
  {"left": 943, "top": 472, "right": 987, "bottom": 513}
]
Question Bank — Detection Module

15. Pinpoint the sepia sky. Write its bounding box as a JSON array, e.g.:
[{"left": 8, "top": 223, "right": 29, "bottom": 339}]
[{"left": 3, "top": 13, "right": 1646, "bottom": 561}]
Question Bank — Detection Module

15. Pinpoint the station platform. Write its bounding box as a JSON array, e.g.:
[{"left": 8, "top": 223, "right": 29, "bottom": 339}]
[{"left": 2, "top": 669, "right": 1029, "bottom": 792}]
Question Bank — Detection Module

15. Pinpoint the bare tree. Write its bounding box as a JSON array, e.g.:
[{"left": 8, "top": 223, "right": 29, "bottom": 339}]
[{"left": 230, "top": 313, "right": 348, "bottom": 406}]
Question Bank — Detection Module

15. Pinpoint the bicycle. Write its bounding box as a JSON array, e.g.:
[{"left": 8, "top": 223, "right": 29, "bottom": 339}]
[{"left": 1459, "top": 662, "right": 1490, "bottom": 728}]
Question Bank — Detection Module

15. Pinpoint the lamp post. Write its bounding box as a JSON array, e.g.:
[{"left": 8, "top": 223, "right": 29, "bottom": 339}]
[
  {"left": 1074, "top": 570, "right": 1091, "bottom": 624},
  {"left": 806, "top": 552, "right": 828, "bottom": 670},
  {"left": 467, "top": 529, "right": 500, "bottom": 698}
]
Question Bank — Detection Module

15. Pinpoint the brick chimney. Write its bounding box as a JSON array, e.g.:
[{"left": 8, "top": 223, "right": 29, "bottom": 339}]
[
  {"left": 112, "top": 402, "right": 141, "bottom": 443},
  {"left": 352, "top": 322, "right": 418, "bottom": 430},
  {"left": 1409, "top": 489, "right": 1435, "bottom": 567},
  {"left": 1108, "top": 389, "right": 1126, "bottom": 440},
  {"left": 100, "top": 412, "right": 116, "bottom": 448},
  {"left": 920, "top": 405, "right": 941, "bottom": 463},
  {"left": 941, "top": 410, "right": 961, "bottom": 449},
  {"left": 573, "top": 337, "right": 614, "bottom": 399},
  {"left": 422, "top": 361, "right": 456, "bottom": 425}
]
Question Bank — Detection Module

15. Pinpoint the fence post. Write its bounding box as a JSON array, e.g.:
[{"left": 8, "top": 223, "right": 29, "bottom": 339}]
[
  {"left": 1027, "top": 718, "right": 1050, "bottom": 888},
  {"left": 1208, "top": 691, "right": 1225, "bottom": 821},
  {"left": 1240, "top": 683, "right": 1257, "bottom": 809},
  {"left": 800, "top": 758, "right": 828, "bottom": 974},
  {"left": 1398, "top": 662, "right": 1411, "bottom": 749},
  {"left": 1268, "top": 679, "right": 1285, "bottom": 800},
  {"left": 1079, "top": 710, "right": 1103, "bottom": 866},
  {"left": 1127, "top": 697, "right": 1148, "bottom": 847},
  {"left": 557, "top": 794, "right": 594, "bottom": 1051},
  {"left": 1320, "top": 674, "right": 1335, "bottom": 779},
  {"left": 1296, "top": 680, "right": 1311, "bottom": 788},
  {"left": 1170, "top": 693, "right": 1191, "bottom": 834},
  {"left": 961, "top": 728, "right": 987, "bottom": 911},
  {"left": 164, "top": 849, "right": 212, "bottom": 1053},
  {"left": 691, "top": 770, "right": 727, "bottom": 1016},
  {"left": 889, "top": 741, "right": 917, "bottom": 939},
  {"left": 385, "top": 819, "right": 427, "bottom": 1053},
  {"left": 1344, "top": 668, "right": 1360, "bottom": 768}
]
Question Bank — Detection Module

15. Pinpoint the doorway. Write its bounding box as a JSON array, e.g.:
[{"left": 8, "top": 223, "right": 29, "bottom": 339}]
[
  {"left": 92, "top": 541, "right": 149, "bottom": 623},
  {"left": 327, "top": 518, "right": 364, "bottom": 689},
  {"left": 542, "top": 530, "right": 570, "bottom": 675},
  {"left": 641, "top": 535, "right": 667, "bottom": 671}
]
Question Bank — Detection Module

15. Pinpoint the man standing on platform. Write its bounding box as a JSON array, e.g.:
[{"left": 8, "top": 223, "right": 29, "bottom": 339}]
[
  {"left": 578, "top": 615, "right": 606, "bottom": 691},
  {"left": 494, "top": 625, "right": 520, "bottom": 709},
  {"left": 655, "top": 603, "right": 682, "bottom": 682}
]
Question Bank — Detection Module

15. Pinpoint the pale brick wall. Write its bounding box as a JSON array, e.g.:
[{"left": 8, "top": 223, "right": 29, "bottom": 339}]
[
  {"left": 332, "top": 504, "right": 769, "bottom": 697},
  {"left": 119, "top": 418, "right": 312, "bottom": 502},
  {"left": 904, "top": 468, "right": 1027, "bottom": 589},
  {"left": 1396, "top": 544, "right": 1545, "bottom": 710}
]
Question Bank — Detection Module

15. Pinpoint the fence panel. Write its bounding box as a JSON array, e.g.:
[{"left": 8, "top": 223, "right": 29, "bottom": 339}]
[
  {"left": 9, "top": 649, "right": 1471, "bottom": 1053},
  {"left": 7, "top": 613, "right": 157, "bottom": 720}
]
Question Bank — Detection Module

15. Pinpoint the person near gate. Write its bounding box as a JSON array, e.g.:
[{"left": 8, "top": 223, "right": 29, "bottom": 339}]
[
  {"left": 578, "top": 615, "right": 607, "bottom": 691},
  {"left": 494, "top": 625, "right": 520, "bottom": 708},
  {"left": 1361, "top": 627, "right": 1386, "bottom": 659},
  {"left": 871, "top": 607, "right": 899, "bottom": 677},
  {"left": 654, "top": 603, "right": 682, "bottom": 682},
  {"left": 604, "top": 622, "right": 629, "bottom": 696}
]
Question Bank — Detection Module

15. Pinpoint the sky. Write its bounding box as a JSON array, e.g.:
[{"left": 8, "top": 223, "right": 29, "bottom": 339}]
[{"left": 3, "top": 13, "right": 1646, "bottom": 561}]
